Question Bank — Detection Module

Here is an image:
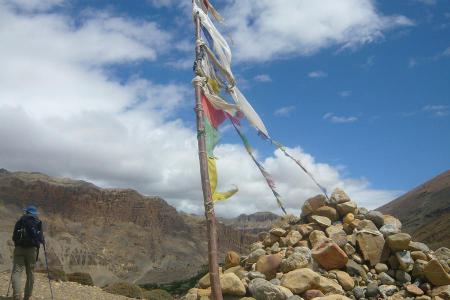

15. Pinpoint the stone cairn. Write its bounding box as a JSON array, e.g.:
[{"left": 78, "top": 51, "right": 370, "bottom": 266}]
[{"left": 184, "top": 188, "right": 450, "bottom": 300}]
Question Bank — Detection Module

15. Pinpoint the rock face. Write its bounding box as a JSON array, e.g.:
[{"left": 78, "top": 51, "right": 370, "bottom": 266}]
[
  {"left": 0, "top": 170, "right": 258, "bottom": 286},
  {"left": 188, "top": 187, "right": 450, "bottom": 300}
]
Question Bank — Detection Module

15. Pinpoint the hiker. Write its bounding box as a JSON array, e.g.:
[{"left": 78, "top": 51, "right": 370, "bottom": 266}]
[{"left": 11, "top": 205, "right": 45, "bottom": 300}]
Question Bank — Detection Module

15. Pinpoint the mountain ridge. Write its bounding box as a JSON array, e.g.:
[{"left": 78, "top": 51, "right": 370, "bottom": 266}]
[
  {"left": 378, "top": 169, "right": 450, "bottom": 249},
  {"left": 0, "top": 169, "right": 262, "bottom": 286}
]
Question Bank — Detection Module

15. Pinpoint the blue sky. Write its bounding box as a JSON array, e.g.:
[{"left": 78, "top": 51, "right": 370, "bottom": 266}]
[{"left": 0, "top": 0, "right": 449, "bottom": 216}]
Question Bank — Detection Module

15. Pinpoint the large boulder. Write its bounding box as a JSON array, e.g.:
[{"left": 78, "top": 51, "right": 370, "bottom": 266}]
[
  {"left": 431, "top": 285, "right": 450, "bottom": 300},
  {"left": 333, "top": 271, "right": 355, "bottom": 291},
  {"left": 329, "top": 188, "right": 351, "bottom": 205},
  {"left": 424, "top": 259, "right": 450, "bottom": 286},
  {"left": 315, "top": 206, "right": 339, "bottom": 222},
  {"left": 256, "top": 254, "right": 283, "bottom": 280},
  {"left": 281, "top": 268, "right": 321, "bottom": 294},
  {"left": 380, "top": 224, "right": 400, "bottom": 237},
  {"left": 302, "top": 195, "right": 326, "bottom": 216},
  {"left": 221, "top": 273, "right": 246, "bottom": 296},
  {"left": 281, "top": 252, "right": 309, "bottom": 273},
  {"left": 249, "top": 278, "right": 287, "bottom": 300},
  {"left": 317, "top": 276, "right": 345, "bottom": 295},
  {"left": 284, "top": 230, "right": 302, "bottom": 247},
  {"left": 336, "top": 201, "right": 357, "bottom": 216},
  {"left": 310, "top": 230, "right": 330, "bottom": 248},
  {"left": 383, "top": 215, "right": 402, "bottom": 230},
  {"left": 303, "top": 290, "right": 324, "bottom": 300},
  {"left": 312, "top": 240, "right": 348, "bottom": 270},
  {"left": 311, "top": 215, "right": 332, "bottom": 228},
  {"left": 326, "top": 225, "right": 347, "bottom": 247},
  {"left": 386, "top": 233, "right": 411, "bottom": 252},
  {"left": 248, "top": 249, "right": 267, "bottom": 264},
  {"left": 365, "top": 210, "right": 385, "bottom": 228},
  {"left": 225, "top": 251, "right": 241, "bottom": 270},
  {"left": 356, "top": 231, "right": 385, "bottom": 266}
]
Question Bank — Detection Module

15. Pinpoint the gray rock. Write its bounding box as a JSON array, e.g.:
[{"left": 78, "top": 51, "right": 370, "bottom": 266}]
[
  {"left": 248, "top": 271, "right": 267, "bottom": 280},
  {"left": 249, "top": 249, "right": 268, "bottom": 264},
  {"left": 358, "top": 207, "right": 369, "bottom": 215},
  {"left": 249, "top": 278, "right": 287, "bottom": 300},
  {"left": 395, "top": 251, "right": 413, "bottom": 270},
  {"left": 379, "top": 285, "right": 398, "bottom": 297},
  {"left": 379, "top": 272, "right": 396, "bottom": 285},
  {"left": 365, "top": 211, "right": 385, "bottom": 228},
  {"left": 375, "top": 263, "right": 389, "bottom": 274},
  {"left": 270, "top": 278, "right": 281, "bottom": 286},
  {"left": 379, "top": 224, "right": 400, "bottom": 237},
  {"left": 409, "top": 242, "right": 430, "bottom": 253},
  {"left": 346, "top": 260, "right": 367, "bottom": 280},
  {"left": 293, "top": 247, "right": 312, "bottom": 263},
  {"left": 395, "top": 270, "right": 411, "bottom": 283},
  {"left": 366, "top": 282, "right": 379, "bottom": 297},
  {"left": 353, "top": 286, "right": 366, "bottom": 299},
  {"left": 280, "top": 252, "right": 309, "bottom": 273}
]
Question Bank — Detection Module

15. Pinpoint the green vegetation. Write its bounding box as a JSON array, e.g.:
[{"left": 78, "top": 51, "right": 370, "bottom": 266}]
[
  {"left": 67, "top": 272, "right": 94, "bottom": 286},
  {"left": 140, "top": 265, "right": 208, "bottom": 295},
  {"left": 36, "top": 267, "right": 67, "bottom": 282},
  {"left": 142, "top": 289, "right": 174, "bottom": 300},
  {"left": 104, "top": 282, "right": 143, "bottom": 299}
]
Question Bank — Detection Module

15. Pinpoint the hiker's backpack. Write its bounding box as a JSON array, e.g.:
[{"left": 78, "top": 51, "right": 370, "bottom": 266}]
[{"left": 13, "top": 216, "right": 42, "bottom": 248}]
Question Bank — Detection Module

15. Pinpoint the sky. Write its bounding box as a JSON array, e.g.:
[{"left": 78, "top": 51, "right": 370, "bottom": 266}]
[{"left": 0, "top": 0, "right": 449, "bottom": 217}]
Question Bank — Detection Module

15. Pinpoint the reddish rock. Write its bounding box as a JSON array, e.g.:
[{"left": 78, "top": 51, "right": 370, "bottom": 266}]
[
  {"left": 303, "top": 289, "right": 325, "bottom": 300},
  {"left": 406, "top": 284, "right": 424, "bottom": 296},
  {"left": 312, "top": 240, "right": 348, "bottom": 270}
]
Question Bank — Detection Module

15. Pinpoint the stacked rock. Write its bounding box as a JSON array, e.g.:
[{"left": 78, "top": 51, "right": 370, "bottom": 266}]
[{"left": 185, "top": 188, "right": 450, "bottom": 300}]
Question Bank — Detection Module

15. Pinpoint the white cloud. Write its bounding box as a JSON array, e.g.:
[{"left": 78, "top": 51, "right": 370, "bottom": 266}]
[
  {"left": 254, "top": 74, "right": 272, "bottom": 82},
  {"left": 0, "top": 2, "right": 400, "bottom": 217},
  {"left": 338, "top": 90, "right": 352, "bottom": 98},
  {"left": 361, "top": 55, "right": 376, "bottom": 70},
  {"left": 408, "top": 58, "right": 418, "bottom": 68},
  {"left": 423, "top": 105, "right": 450, "bottom": 117},
  {"left": 443, "top": 47, "right": 450, "bottom": 56},
  {"left": 324, "top": 112, "right": 358, "bottom": 124},
  {"left": 3, "top": 0, "right": 65, "bottom": 12},
  {"left": 308, "top": 70, "right": 328, "bottom": 78},
  {"left": 274, "top": 106, "right": 295, "bottom": 117},
  {"left": 415, "top": 0, "right": 437, "bottom": 5},
  {"left": 222, "top": 0, "right": 412, "bottom": 62}
]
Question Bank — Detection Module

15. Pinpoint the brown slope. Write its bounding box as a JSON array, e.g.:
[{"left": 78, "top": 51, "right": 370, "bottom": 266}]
[
  {"left": 0, "top": 169, "right": 257, "bottom": 286},
  {"left": 378, "top": 170, "right": 450, "bottom": 249}
]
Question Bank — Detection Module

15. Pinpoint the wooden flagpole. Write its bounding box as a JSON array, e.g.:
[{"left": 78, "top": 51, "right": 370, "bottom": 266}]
[{"left": 192, "top": 7, "right": 224, "bottom": 300}]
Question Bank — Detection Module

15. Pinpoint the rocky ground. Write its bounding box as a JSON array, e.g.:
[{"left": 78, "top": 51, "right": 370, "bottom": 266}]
[
  {"left": 185, "top": 188, "right": 450, "bottom": 300},
  {"left": 0, "top": 271, "right": 135, "bottom": 300}
]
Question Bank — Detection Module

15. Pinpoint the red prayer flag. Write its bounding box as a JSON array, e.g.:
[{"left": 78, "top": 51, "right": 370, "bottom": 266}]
[{"left": 201, "top": 94, "right": 226, "bottom": 128}]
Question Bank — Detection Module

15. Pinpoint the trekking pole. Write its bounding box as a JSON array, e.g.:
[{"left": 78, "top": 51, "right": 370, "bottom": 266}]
[{"left": 43, "top": 243, "right": 54, "bottom": 300}]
